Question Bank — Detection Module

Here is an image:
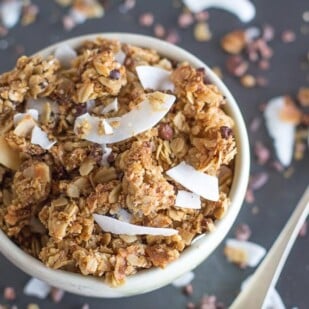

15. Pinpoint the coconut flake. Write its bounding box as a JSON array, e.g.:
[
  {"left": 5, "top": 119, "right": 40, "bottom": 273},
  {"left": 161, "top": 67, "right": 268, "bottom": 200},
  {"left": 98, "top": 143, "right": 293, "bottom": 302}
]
[
  {"left": 117, "top": 209, "right": 133, "bottom": 223},
  {"left": 136, "top": 66, "right": 174, "bottom": 91},
  {"left": 175, "top": 190, "right": 201, "bottom": 209},
  {"left": 54, "top": 43, "right": 77, "bottom": 68},
  {"left": 264, "top": 96, "right": 295, "bottom": 166},
  {"left": 172, "top": 271, "right": 195, "bottom": 288},
  {"left": 14, "top": 114, "right": 37, "bottom": 137},
  {"left": 31, "top": 126, "right": 56, "bottom": 150},
  {"left": 93, "top": 214, "right": 178, "bottom": 236},
  {"left": 26, "top": 98, "right": 59, "bottom": 115},
  {"left": 115, "top": 50, "right": 126, "bottom": 64},
  {"left": 74, "top": 92, "right": 176, "bottom": 144},
  {"left": 101, "top": 98, "right": 119, "bottom": 114},
  {"left": 23, "top": 278, "right": 51, "bottom": 299},
  {"left": 0, "top": 0, "right": 22, "bottom": 28},
  {"left": 183, "top": 0, "right": 255, "bottom": 22},
  {"left": 226, "top": 239, "right": 266, "bottom": 267},
  {"left": 241, "top": 276, "right": 286, "bottom": 309},
  {"left": 13, "top": 109, "right": 39, "bottom": 125},
  {"left": 166, "top": 161, "right": 219, "bottom": 202},
  {"left": 101, "top": 144, "right": 112, "bottom": 166}
]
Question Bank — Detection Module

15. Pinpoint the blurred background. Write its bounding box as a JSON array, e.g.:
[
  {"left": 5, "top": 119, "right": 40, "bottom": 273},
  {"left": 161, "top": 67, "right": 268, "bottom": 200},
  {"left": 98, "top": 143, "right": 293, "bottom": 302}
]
[{"left": 0, "top": 0, "right": 308, "bottom": 308}]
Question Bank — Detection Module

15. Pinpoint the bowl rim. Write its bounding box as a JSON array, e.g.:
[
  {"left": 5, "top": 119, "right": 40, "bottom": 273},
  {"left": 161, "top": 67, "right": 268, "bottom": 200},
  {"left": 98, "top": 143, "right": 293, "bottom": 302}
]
[{"left": 0, "top": 32, "right": 250, "bottom": 298}]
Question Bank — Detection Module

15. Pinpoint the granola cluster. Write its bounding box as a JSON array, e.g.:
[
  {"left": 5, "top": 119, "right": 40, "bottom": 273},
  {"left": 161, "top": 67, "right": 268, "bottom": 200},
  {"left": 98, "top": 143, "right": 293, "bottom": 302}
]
[{"left": 0, "top": 37, "right": 236, "bottom": 286}]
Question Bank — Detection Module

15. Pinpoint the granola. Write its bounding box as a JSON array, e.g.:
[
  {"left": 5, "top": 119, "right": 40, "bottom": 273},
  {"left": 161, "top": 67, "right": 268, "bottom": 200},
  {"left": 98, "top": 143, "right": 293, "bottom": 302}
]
[{"left": 0, "top": 37, "right": 236, "bottom": 286}]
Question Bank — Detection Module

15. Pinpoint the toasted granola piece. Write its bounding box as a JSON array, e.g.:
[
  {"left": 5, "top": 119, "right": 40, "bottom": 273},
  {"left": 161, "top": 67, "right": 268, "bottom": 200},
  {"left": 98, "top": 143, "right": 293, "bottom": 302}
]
[
  {"left": 122, "top": 141, "right": 175, "bottom": 216},
  {"left": 73, "top": 49, "right": 127, "bottom": 103},
  {"left": 171, "top": 65, "right": 224, "bottom": 108},
  {"left": 146, "top": 244, "right": 179, "bottom": 268},
  {"left": 0, "top": 55, "right": 60, "bottom": 113},
  {"left": 77, "top": 37, "right": 122, "bottom": 54},
  {"left": 123, "top": 44, "right": 160, "bottom": 67},
  {"left": 13, "top": 160, "right": 51, "bottom": 205}
]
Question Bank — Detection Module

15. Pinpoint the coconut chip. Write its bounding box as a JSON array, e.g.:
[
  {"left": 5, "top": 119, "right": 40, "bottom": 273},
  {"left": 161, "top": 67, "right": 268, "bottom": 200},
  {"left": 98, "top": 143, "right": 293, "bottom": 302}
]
[
  {"left": 31, "top": 126, "right": 56, "bottom": 150},
  {"left": 225, "top": 239, "right": 266, "bottom": 267},
  {"left": 136, "top": 66, "right": 174, "bottom": 91},
  {"left": 74, "top": 92, "right": 176, "bottom": 144},
  {"left": 0, "top": 0, "right": 23, "bottom": 29},
  {"left": 26, "top": 98, "right": 59, "bottom": 115},
  {"left": 115, "top": 50, "right": 126, "bottom": 64},
  {"left": 54, "top": 43, "right": 77, "bottom": 68},
  {"left": 264, "top": 96, "right": 295, "bottom": 166},
  {"left": 183, "top": 0, "right": 256, "bottom": 22},
  {"left": 23, "top": 278, "right": 51, "bottom": 299},
  {"left": 14, "top": 114, "right": 37, "bottom": 137},
  {"left": 101, "top": 144, "right": 112, "bottom": 166},
  {"left": 93, "top": 214, "right": 178, "bottom": 236},
  {"left": 172, "top": 271, "right": 195, "bottom": 288},
  {"left": 117, "top": 208, "right": 133, "bottom": 223},
  {"left": 100, "top": 98, "right": 119, "bottom": 114},
  {"left": 166, "top": 161, "right": 219, "bottom": 202},
  {"left": 241, "top": 276, "right": 286, "bottom": 309},
  {"left": 175, "top": 190, "right": 201, "bottom": 209},
  {"left": 13, "top": 109, "right": 39, "bottom": 125}
]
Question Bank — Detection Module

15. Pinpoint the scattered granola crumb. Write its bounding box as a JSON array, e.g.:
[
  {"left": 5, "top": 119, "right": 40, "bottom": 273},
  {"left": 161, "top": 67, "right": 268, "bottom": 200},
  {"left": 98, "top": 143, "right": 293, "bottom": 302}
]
[
  {"left": 183, "top": 283, "right": 194, "bottom": 296},
  {"left": 154, "top": 24, "right": 165, "bottom": 38},
  {"left": 281, "top": 30, "right": 296, "bottom": 43},
  {"left": 283, "top": 166, "right": 295, "bottom": 178},
  {"left": 139, "top": 12, "right": 154, "bottom": 27},
  {"left": 254, "top": 141, "right": 270, "bottom": 165},
  {"left": 3, "top": 287, "right": 16, "bottom": 301},
  {"left": 299, "top": 222, "right": 307, "bottom": 237},
  {"left": 81, "top": 304, "right": 90, "bottom": 309},
  {"left": 235, "top": 223, "right": 252, "bottom": 241},
  {"left": 187, "top": 302, "right": 195, "bottom": 309},
  {"left": 194, "top": 22, "right": 212, "bottom": 42},
  {"left": 240, "top": 74, "right": 256, "bottom": 88},
  {"left": 27, "top": 304, "right": 39, "bottom": 309},
  {"left": 249, "top": 117, "right": 261, "bottom": 133},
  {"left": 249, "top": 172, "right": 269, "bottom": 191},
  {"left": 166, "top": 29, "right": 180, "bottom": 44},
  {"left": 298, "top": 87, "right": 309, "bottom": 106},
  {"left": 262, "top": 24, "right": 275, "bottom": 42},
  {"left": 303, "top": 11, "right": 309, "bottom": 22},
  {"left": 118, "top": 0, "right": 136, "bottom": 14},
  {"left": 255, "top": 76, "right": 268, "bottom": 87},
  {"left": 211, "top": 66, "right": 223, "bottom": 79},
  {"left": 221, "top": 30, "right": 246, "bottom": 54},
  {"left": 251, "top": 206, "right": 259, "bottom": 215},
  {"left": 50, "top": 287, "right": 65, "bottom": 303},
  {"left": 226, "top": 56, "right": 248, "bottom": 77},
  {"left": 194, "top": 11, "right": 209, "bottom": 22},
  {"left": 178, "top": 12, "right": 194, "bottom": 28},
  {"left": 245, "top": 188, "right": 255, "bottom": 204},
  {"left": 259, "top": 59, "right": 270, "bottom": 70}
]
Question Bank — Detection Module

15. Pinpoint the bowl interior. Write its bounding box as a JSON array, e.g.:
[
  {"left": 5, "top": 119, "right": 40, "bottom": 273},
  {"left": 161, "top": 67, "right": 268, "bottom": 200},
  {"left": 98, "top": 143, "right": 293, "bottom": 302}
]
[{"left": 0, "top": 33, "right": 250, "bottom": 297}]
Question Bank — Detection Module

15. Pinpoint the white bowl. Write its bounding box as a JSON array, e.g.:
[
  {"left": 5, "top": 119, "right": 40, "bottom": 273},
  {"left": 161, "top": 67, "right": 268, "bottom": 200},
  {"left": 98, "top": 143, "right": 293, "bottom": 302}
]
[{"left": 0, "top": 33, "right": 250, "bottom": 298}]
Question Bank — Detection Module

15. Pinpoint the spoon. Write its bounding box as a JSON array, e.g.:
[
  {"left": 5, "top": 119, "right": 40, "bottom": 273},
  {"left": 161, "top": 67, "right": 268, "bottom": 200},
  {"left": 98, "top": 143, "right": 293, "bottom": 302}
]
[{"left": 230, "top": 185, "right": 309, "bottom": 309}]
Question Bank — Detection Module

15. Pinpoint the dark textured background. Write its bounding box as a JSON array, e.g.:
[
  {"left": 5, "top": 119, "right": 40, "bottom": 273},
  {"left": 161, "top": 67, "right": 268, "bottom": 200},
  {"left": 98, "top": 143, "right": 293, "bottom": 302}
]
[{"left": 0, "top": 0, "right": 308, "bottom": 308}]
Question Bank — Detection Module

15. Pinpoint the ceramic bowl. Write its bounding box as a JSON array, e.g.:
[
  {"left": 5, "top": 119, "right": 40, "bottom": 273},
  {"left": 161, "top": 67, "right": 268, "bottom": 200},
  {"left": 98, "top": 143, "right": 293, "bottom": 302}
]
[{"left": 0, "top": 33, "right": 250, "bottom": 297}]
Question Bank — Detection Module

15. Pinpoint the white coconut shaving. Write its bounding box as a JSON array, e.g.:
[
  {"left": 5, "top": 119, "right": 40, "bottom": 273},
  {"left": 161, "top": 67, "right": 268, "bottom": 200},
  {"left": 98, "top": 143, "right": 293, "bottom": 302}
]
[
  {"left": 14, "top": 114, "right": 37, "bottom": 137},
  {"left": 226, "top": 239, "right": 266, "bottom": 267},
  {"left": 172, "top": 271, "right": 195, "bottom": 288},
  {"left": 13, "top": 109, "right": 39, "bottom": 125},
  {"left": 93, "top": 214, "right": 178, "bottom": 236},
  {"left": 74, "top": 92, "right": 176, "bottom": 144},
  {"left": 175, "top": 190, "right": 201, "bottom": 209},
  {"left": 136, "top": 66, "right": 174, "bottom": 91},
  {"left": 0, "top": 0, "right": 22, "bottom": 28},
  {"left": 264, "top": 96, "right": 295, "bottom": 166},
  {"left": 183, "top": 0, "right": 255, "bottom": 22},
  {"left": 241, "top": 276, "right": 286, "bottom": 309},
  {"left": 117, "top": 208, "right": 133, "bottom": 223},
  {"left": 166, "top": 161, "right": 219, "bottom": 202},
  {"left": 101, "top": 144, "right": 113, "bottom": 166},
  {"left": 23, "top": 278, "right": 51, "bottom": 299},
  {"left": 54, "top": 43, "right": 77, "bottom": 68},
  {"left": 101, "top": 98, "right": 119, "bottom": 114},
  {"left": 26, "top": 98, "right": 59, "bottom": 116},
  {"left": 31, "top": 126, "right": 56, "bottom": 150},
  {"left": 115, "top": 50, "right": 126, "bottom": 64}
]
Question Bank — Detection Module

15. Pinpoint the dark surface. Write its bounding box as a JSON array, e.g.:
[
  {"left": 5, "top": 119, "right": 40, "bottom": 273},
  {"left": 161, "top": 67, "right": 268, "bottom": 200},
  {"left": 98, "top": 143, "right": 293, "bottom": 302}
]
[{"left": 0, "top": 0, "right": 308, "bottom": 308}]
